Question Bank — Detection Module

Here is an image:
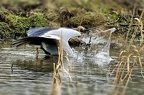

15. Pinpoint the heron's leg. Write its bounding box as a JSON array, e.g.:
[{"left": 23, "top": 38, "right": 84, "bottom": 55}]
[{"left": 36, "top": 47, "right": 39, "bottom": 58}]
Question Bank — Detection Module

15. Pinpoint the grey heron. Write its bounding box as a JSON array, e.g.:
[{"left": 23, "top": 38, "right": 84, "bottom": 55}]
[{"left": 12, "top": 27, "right": 81, "bottom": 57}]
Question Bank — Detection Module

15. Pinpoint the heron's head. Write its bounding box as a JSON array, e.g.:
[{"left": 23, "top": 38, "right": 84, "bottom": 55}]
[
  {"left": 60, "top": 28, "right": 81, "bottom": 39},
  {"left": 74, "top": 26, "right": 91, "bottom": 34}
]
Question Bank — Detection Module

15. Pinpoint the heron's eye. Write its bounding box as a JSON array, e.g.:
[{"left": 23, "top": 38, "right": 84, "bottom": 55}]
[{"left": 77, "top": 36, "right": 81, "bottom": 37}]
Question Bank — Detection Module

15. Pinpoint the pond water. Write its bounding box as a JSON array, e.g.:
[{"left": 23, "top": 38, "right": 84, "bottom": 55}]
[
  {"left": 0, "top": 45, "right": 144, "bottom": 95},
  {"left": 0, "top": 29, "right": 144, "bottom": 95}
]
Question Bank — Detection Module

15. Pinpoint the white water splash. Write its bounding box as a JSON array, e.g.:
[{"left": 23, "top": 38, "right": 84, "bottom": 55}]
[
  {"left": 76, "top": 28, "right": 116, "bottom": 66},
  {"left": 94, "top": 28, "right": 116, "bottom": 66}
]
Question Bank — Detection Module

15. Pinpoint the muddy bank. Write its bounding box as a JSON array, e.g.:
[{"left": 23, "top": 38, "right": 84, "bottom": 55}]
[{"left": 0, "top": 0, "right": 143, "bottom": 42}]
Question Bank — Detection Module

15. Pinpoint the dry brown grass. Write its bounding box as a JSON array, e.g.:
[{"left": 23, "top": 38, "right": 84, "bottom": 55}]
[
  {"left": 109, "top": 8, "right": 144, "bottom": 95},
  {"left": 50, "top": 31, "right": 72, "bottom": 95}
]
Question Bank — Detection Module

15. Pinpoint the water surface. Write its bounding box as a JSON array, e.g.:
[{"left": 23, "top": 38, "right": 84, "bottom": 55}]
[{"left": 0, "top": 45, "right": 144, "bottom": 95}]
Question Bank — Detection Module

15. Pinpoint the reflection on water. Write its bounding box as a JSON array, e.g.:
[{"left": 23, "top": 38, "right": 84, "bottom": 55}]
[{"left": 12, "top": 56, "right": 57, "bottom": 72}]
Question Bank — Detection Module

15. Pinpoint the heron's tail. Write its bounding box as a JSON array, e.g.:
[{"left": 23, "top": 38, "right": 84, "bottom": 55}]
[
  {"left": 12, "top": 38, "right": 31, "bottom": 47},
  {"left": 12, "top": 37, "right": 46, "bottom": 47}
]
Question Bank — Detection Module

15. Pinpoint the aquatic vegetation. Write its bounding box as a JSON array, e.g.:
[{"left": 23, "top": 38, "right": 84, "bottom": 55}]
[
  {"left": 50, "top": 33, "right": 72, "bottom": 95},
  {"left": 110, "top": 9, "right": 144, "bottom": 95}
]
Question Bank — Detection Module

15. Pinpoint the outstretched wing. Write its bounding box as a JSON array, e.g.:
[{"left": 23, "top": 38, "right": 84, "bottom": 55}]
[
  {"left": 12, "top": 36, "right": 59, "bottom": 47},
  {"left": 27, "top": 27, "right": 57, "bottom": 37},
  {"left": 41, "top": 28, "right": 81, "bottom": 41},
  {"left": 27, "top": 27, "right": 81, "bottom": 41}
]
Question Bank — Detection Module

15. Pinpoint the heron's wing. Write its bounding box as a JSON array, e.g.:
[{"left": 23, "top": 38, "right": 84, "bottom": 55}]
[
  {"left": 27, "top": 27, "right": 57, "bottom": 37},
  {"left": 62, "top": 40, "right": 74, "bottom": 57},
  {"left": 42, "top": 28, "right": 81, "bottom": 41},
  {"left": 41, "top": 42, "right": 58, "bottom": 55},
  {"left": 12, "top": 36, "right": 59, "bottom": 47}
]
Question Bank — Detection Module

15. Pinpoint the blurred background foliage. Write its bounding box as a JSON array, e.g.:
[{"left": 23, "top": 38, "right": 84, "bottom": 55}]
[{"left": 0, "top": 0, "right": 144, "bottom": 40}]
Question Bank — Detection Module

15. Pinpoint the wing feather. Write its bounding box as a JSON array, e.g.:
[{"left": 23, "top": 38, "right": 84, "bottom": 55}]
[
  {"left": 12, "top": 37, "right": 59, "bottom": 47},
  {"left": 27, "top": 27, "right": 57, "bottom": 37}
]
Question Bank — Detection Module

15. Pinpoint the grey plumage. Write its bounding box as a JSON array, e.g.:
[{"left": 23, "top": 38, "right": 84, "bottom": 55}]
[
  {"left": 12, "top": 27, "right": 81, "bottom": 56},
  {"left": 27, "top": 27, "right": 57, "bottom": 37}
]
